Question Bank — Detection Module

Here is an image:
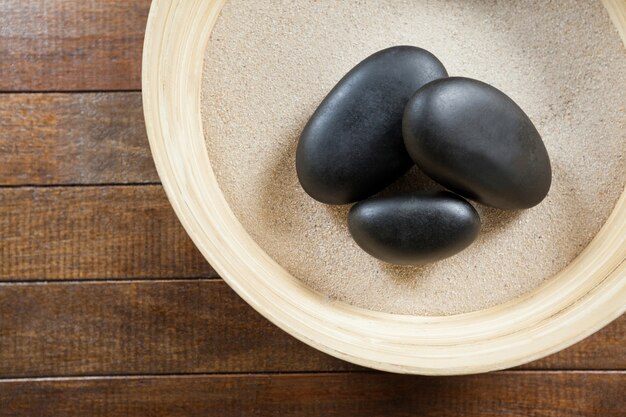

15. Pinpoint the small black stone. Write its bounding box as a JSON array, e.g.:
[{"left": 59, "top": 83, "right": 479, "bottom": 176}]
[
  {"left": 348, "top": 191, "right": 480, "bottom": 265},
  {"left": 403, "top": 77, "right": 552, "bottom": 210},
  {"left": 296, "top": 46, "right": 448, "bottom": 204}
]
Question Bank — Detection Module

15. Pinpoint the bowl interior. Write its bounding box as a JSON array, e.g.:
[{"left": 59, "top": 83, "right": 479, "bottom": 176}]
[{"left": 201, "top": 0, "right": 626, "bottom": 317}]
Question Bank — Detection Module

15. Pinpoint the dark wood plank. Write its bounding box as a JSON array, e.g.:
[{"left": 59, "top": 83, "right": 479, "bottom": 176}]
[
  {"left": 0, "top": 93, "right": 157, "bottom": 185},
  {"left": 0, "top": 186, "right": 214, "bottom": 280},
  {"left": 0, "top": 280, "right": 623, "bottom": 377},
  {"left": 1, "top": 372, "right": 624, "bottom": 417},
  {"left": 0, "top": 1, "right": 149, "bottom": 91},
  {"left": 0, "top": 280, "right": 352, "bottom": 377}
]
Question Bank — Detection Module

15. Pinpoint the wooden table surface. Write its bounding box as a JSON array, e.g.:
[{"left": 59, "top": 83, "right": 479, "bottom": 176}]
[{"left": 0, "top": 1, "right": 624, "bottom": 416}]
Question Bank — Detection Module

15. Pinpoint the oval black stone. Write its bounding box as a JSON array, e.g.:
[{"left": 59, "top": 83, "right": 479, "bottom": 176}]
[
  {"left": 348, "top": 191, "right": 480, "bottom": 265},
  {"left": 296, "top": 46, "right": 448, "bottom": 204},
  {"left": 403, "top": 77, "right": 552, "bottom": 210}
]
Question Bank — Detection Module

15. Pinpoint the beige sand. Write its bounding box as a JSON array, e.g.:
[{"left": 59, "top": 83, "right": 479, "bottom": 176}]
[{"left": 201, "top": 0, "right": 626, "bottom": 316}]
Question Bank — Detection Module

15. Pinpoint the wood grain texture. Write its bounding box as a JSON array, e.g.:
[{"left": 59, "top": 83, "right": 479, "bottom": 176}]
[
  {"left": 0, "top": 186, "right": 215, "bottom": 280},
  {"left": 1, "top": 372, "right": 624, "bottom": 417},
  {"left": 0, "top": 280, "right": 622, "bottom": 378},
  {"left": 0, "top": 93, "right": 157, "bottom": 185},
  {"left": 0, "top": 280, "right": 352, "bottom": 377},
  {"left": 0, "top": 0, "right": 149, "bottom": 91}
]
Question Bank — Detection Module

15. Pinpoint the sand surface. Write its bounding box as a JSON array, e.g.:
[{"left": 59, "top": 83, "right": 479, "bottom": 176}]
[{"left": 201, "top": 0, "right": 626, "bottom": 315}]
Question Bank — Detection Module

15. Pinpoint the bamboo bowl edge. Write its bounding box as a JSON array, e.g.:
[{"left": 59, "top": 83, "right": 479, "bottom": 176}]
[{"left": 142, "top": 0, "right": 626, "bottom": 375}]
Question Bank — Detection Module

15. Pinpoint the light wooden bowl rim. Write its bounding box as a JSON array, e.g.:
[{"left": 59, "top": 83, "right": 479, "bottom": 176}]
[{"left": 142, "top": 0, "right": 626, "bottom": 375}]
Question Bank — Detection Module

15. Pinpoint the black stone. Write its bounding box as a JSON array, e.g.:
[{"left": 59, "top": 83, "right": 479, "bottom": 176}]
[
  {"left": 296, "top": 46, "right": 448, "bottom": 204},
  {"left": 348, "top": 191, "right": 480, "bottom": 265},
  {"left": 403, "top": 77, "right": 552, "bottom": 210}
]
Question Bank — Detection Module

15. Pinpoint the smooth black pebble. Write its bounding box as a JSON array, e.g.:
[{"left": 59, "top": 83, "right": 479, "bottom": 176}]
[
  {"left": 348, "top": 191, "right": 480, "bottom": 265},
  {"left": 296, "top": 46, "right": 448, "bottom": 204},
  {"left": 403, "top": 77, "right": 552, "bottom": 210}
]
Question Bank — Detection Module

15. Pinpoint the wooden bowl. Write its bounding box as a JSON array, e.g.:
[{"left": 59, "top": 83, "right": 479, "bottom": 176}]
[{"left": 142, "top": 0, "right": 626, "bottom": 375}]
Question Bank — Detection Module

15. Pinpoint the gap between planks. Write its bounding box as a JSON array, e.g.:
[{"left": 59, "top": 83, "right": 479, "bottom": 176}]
[
  {"left": 0, "top": 90, "right": 142, "bottom": 94},
  {"left": 0, "top": 183, "right": 161, "bottom": 189},
  {"left": 0, "top": 370, "right": 623, "bottom": 383},
  {"left": 0, "top": 277, "right": 222, "bottom": 285}
]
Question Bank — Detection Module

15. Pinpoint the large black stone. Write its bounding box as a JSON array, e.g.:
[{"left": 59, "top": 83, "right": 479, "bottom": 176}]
[
  {"left": 296, "top": 46, "right": 448, "bottom": 204},
  {"left": 348, "top": 191, "right": 480, "bottom": 265},
  {"left": 403, "top": 77, "right": 552, "bottom": 210}
]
